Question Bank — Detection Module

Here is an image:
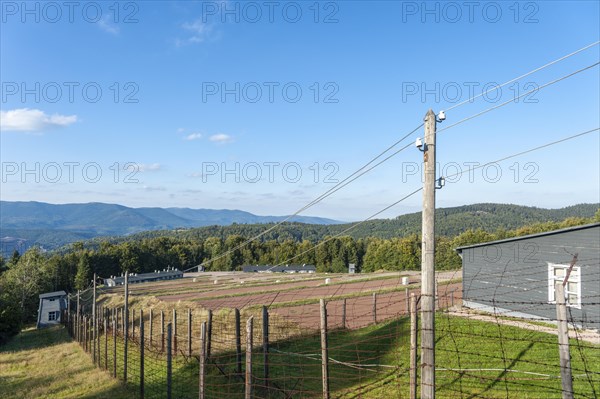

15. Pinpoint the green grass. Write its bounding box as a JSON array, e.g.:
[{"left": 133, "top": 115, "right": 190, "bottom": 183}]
[
  {"left": 5, "top": 313, "right": 597, "bottom": 398},
  {"left": 78, "top": 312, "right": 600, "bottom": 399},
  {"left": 0, "top": 326, "right": 131, "bottom": 399},
  {"left": 244, "top": 315, "right": 600, "bottom": 398}
]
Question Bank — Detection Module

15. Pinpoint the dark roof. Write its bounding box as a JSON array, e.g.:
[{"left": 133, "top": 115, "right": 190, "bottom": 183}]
[
  {"left": 39, "top": 290, "right": 67, "bottom": 299},
  {"left": 455, "top": 222, "right": 600, "bottom": 252}
]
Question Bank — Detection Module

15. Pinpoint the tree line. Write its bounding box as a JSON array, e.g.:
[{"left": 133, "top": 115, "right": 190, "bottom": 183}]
[{"left": 0, "top": 213, "right": 597, "bottom": 344}]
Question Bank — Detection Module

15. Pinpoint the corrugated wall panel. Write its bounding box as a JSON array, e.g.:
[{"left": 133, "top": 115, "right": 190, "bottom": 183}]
[{"left": 462, "top": 225, "right": 600, "bottom": 330}]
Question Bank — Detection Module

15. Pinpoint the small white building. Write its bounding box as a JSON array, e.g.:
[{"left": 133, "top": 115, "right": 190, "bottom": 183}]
[
  {"left": 349, "top": 263, "right": 356, "bottom": 274},
  {"left": 36, "top": 290, "right": 67, "bottom": 328}
]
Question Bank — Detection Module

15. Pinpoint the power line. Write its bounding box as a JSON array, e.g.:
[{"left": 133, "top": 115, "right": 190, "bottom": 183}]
[
  {"left": 445, "top": 41, "right": 600, "bottom": 112},
  {"left": 184, "top": 123, "right": 424, "bottom": 271},
  {"left": 186, "top": 51, "right": 600, "bottom": 272},
  {"left": 437, "top": 62, "right": 600, "bottom": 135},
  {"left": 267, "top": 187, "right": 424, "bottom": 270},
  {"left": 268, "top": 128, "right": 599, "bottom": 270},
  {"left": 442, "top": 128, "right": 599, "bottom": 181}
]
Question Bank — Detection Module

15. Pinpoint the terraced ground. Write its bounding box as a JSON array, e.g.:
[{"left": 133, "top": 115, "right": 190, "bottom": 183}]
[{"left": 100, "top": 270, "right": 462, "bottom": 330}]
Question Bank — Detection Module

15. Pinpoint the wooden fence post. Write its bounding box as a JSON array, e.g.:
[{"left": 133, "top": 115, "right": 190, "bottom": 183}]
[
  {"left": 263, "top": 306, "right": 270, "bottom": 395},
  {"left": 132, "top": 309, "right": 136, "bottom": 341},
  {"left": 172, "top": 309, "right": 177, "bottom": 354},
  {"left": 104, "top": 316, "right": 108, "bottom": 370},
  {"left": 207, "top": 309, "right": 213, "bottom": 359},
  {"left": 85, "top": 316, "right": 89, "bottom": 352},
  {"left": 113, "top": 311, "right": 117, "bottom": 378},
  {"left": 166, "top": 323, "right": 172, "bottom": 399},
  {"left": 140, "top": 309, "right": 145, "bottom": 399},
  {"left": 199, "top": 321, "right": 206, "bottom": 399},
  {"left": 372, "top": 293, "right": 377, "bottom": 324},
  {"left": 161, "top": 310, "right": 165, "bottom": 352},
  {"left": 149, "top": 309, "right": 153, "bottom": 347},
  {"left": 320, "top": 299, "right": 330, "bottom": 399},
  {"left": 410, "top": 293, "right": 418, "bottom": 399},
  {"left": 235, "top": 308, "right": 242, "bottom": 374},
  {"left": 124, "top": 308, "right": 128, "bottom": 383},
  {"left": 341, "top": 299, "right": 347, "bottom": 329},
  {"left": 188, "top": 308, "right": 192, "bottom": 357},
  {"left": 556, "top": 282, "right": 574, "bottom": 399},
  {"left": 245, "top": 316, "right": 254, "bottom": 399}
]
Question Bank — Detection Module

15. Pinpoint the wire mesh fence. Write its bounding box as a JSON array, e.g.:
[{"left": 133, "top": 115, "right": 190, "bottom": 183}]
[{"left": 63, "top": 270, "right": 599, "bottom": 399}]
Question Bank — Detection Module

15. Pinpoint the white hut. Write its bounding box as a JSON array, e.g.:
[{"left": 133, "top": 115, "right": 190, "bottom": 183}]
[{"left": 36, "top": 291, "right": 67, "bottom": 328}]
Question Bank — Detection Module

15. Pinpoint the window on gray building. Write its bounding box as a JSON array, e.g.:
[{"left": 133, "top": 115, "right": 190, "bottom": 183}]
[{"left": 548, "top": 263, "right": 581, "bottom": 308}]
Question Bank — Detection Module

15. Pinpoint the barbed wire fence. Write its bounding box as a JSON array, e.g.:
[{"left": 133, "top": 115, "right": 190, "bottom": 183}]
[{"left": 61, "top": 265, "right": 599, "bottom": 398}]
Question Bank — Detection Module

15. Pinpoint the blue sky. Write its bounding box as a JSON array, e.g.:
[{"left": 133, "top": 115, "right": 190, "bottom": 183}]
[{"left": 1, "top": 1, "right": 599, "bottom": 221}]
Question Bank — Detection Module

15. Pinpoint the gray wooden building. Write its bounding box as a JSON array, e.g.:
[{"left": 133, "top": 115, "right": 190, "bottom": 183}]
[
  {"left": 103, "top": 269, "right": 183, "bottom": 287},
  {"left": 36, "top": 290, "right": 67, "bottom": 328},
  {"left": 456, "top": 223, "right": 600, "bottom": 331}
]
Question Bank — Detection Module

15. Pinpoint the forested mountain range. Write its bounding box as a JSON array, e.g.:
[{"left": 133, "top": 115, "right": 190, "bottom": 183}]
[
  {"left": 117, "top": 203, "right": 600, "bottom": 243},
  {"left": 0, "top": 201, "right": 339, "bottom": 255},
  {"left": 0, "top": 201, "right": 597, "bottom": 256}
]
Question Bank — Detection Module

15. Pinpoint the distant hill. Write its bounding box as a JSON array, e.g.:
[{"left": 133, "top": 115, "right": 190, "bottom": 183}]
[
  {"left": 1, "top": 201, "right": 597, "bottom": 256},
  {"left": 0, "top": 201, "right": 340, "bottom": 255},
  {"left": 113, "top": 203, "right": 600, "bottom": 244}
]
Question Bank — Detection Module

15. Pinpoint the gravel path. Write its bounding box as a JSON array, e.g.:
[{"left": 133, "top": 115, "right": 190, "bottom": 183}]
[{"left": 447, "top": 309, "right": 600, "bottom": 345}]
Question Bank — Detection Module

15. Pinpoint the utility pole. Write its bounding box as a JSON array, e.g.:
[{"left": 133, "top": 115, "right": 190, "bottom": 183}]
[
  {"left": 556, "top": 254, "right": 577, "bottom": 399},
  {"left": 421, "top": 109, "right": 437, "bottom": 399}
]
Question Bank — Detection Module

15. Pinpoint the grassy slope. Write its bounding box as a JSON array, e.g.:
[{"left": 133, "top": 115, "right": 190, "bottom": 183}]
[{"left": 0, "top": 326, "right": 130, "bottom": 399}]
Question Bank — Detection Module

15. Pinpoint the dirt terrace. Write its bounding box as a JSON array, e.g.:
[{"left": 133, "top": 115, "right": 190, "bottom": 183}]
[{"left": 154, "top": 270, "right": 462, "bottom": 329}]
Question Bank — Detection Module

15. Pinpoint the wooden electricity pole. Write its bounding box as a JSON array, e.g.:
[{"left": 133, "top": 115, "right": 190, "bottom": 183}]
[
  {"left": 556, "top": 253, "right": 577, "bottom": 399},
  {"left": 421, "top": 109, "right": 437, "bottom": 399}
]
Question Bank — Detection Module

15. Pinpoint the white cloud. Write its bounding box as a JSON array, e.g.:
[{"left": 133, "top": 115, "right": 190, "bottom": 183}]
[
  {"left": 184, "top": 132, "right": 203, "bottom": 141},
  {"left": 209, "top": 133, "right": 233, "bottom": 144},
  {"left": 177, "top": 19, "right": 214, "bottom": 46},
  {"left": 137, "top": 163, "right": 162, "bottom": 172},
  {"left": 143, "top": 185, "right": 167, "bottom": 192},
  {"left": 97, "top": 15, "right": 120, "bottom": 35},
  {"left": 0, "top": 108, "right": 77, "bottom": 132}
]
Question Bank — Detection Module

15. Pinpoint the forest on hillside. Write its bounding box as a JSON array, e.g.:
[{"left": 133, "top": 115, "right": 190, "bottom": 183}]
[{"left": 84, "top": 203, "right": 600, "bottom": 244}]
